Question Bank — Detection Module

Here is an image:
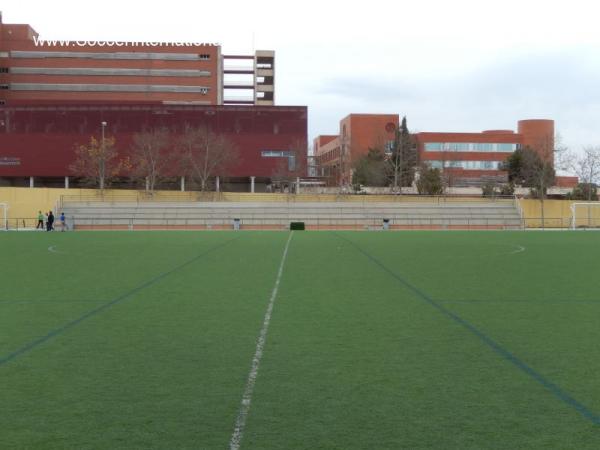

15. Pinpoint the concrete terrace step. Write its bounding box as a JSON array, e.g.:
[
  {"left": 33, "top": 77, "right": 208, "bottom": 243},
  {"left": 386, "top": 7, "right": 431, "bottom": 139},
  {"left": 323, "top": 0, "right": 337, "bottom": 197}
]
[{"left": 62, "top": 200, "right": 523, "bottom": 229}]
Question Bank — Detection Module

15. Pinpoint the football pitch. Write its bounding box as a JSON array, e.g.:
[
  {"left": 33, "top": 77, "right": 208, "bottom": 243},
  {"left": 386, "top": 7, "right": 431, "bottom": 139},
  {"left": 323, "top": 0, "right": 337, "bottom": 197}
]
[{"left": 1, "top": 230, "right": 600, "bottom": 449}]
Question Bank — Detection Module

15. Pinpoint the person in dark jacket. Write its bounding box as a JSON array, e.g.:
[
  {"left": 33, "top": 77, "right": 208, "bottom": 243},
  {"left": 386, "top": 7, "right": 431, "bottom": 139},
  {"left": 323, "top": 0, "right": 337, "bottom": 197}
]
[{"left": 46, "top": 211, "right": 54, "bottom": 231}]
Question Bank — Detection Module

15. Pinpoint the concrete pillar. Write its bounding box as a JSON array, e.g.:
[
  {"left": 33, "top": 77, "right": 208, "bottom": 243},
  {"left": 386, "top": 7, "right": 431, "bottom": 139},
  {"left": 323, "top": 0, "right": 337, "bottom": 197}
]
[
  {"left": 29, "top": 176, "right": 34, "bottom": 188},
  {"left": 180, "top": 176, "right": 185, "bottom": 192},
  {"left": 250, "top": 176, "right": 255, "bottom": 193},
  {"left": 216, "top": 176, "right": 220, "bottom": 192},
  {"left": 296, "top": 177, "right": 300, "bottom": 194},
  {"left": 64, "top": 176, "right": 69, "bottom": 189}
]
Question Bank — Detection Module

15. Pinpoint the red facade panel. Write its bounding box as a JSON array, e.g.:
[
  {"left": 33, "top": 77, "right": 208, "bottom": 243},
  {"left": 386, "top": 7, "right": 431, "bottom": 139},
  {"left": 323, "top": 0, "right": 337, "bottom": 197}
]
[{"left": 0, "top": 104, "right": 307, "bottom": 178}]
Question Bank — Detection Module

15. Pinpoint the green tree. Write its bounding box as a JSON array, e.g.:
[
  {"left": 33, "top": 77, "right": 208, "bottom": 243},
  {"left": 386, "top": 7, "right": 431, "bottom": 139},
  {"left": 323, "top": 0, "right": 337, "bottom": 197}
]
[
  {"left": 568, "top": 183, "right": 599, "bottom": 201},
  {"left": 504, "top": 143, "right": 556, "bottom": 227},
  {"left": 352, "top": 147, "right": 389, "bottom": 187},
  {"left": 503, "top": 146, "right": 555, "bottom": 196},
  {"left": 416, "top": 164, "right": 444, "bottom": 195}
]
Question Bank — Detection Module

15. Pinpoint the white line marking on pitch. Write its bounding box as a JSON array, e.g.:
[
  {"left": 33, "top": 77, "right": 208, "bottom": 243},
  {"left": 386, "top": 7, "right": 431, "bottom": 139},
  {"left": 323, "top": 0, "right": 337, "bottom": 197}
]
[
  {"left": 229, "top": 231, "right": 294, "bottom": 450},
  {"left": 510, "top": 245, "right": 526, "bottom": 254}
]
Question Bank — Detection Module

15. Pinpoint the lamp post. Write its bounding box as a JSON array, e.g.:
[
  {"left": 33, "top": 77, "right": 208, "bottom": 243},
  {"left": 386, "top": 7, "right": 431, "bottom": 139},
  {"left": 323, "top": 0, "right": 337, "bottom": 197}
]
[{"left": 100, "top": 121, "right": 107, "bottom": 190}]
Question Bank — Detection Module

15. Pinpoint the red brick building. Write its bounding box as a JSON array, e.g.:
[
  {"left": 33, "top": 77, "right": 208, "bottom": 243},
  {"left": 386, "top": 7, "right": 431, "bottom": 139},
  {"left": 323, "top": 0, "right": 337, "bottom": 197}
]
[
  {"left": 0, "top": 15, "right": 304, "bottom": 190},
  {"left": 416, "top": 119, "right": 555, "bottom": 186},
  {"left": 315, "top": 116, "right": 575, "bottom": 188},
  {"left": 314, "top": 114, "right": 399, "bottom": 186}
]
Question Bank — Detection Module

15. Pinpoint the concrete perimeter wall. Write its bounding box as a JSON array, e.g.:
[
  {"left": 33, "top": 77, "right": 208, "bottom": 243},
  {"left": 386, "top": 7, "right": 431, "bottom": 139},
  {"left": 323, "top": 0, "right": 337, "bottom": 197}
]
[
  {"left": 2, "top": 187, "right": 599, "bottom": 229},
  {"left": 0, "top": 187, "right": 509, "bottom": 221}
]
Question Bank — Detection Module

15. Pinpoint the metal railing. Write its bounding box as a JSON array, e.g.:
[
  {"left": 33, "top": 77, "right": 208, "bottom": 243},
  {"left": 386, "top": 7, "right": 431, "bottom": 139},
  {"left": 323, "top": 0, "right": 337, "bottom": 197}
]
[
  {"left": 6, "top": 217, "right": 598, "bottom": 231},
  {"left": 59, "top": 192, "right": 517, "bottom": 208}
]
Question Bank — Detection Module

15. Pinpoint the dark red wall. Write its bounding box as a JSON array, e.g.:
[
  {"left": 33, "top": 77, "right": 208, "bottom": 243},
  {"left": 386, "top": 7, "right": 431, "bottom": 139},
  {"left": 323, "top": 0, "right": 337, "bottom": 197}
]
[{"left": 0, "top": 103, "right": 308, "bottom": 178}]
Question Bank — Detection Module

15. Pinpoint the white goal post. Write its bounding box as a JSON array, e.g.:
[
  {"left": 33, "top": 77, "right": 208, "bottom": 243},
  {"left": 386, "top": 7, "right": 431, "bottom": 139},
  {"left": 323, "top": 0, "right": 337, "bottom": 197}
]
[
  {"left": 0, "top": 203, "right": 7, "bottom": 231},
  {"left": 570, "top": 202, "right": 600, "bottom": 229}
]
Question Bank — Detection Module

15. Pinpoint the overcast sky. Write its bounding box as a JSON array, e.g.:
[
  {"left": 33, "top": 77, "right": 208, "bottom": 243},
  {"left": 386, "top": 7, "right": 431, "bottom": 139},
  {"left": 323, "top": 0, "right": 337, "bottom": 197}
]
[{"left": 3, "top": 0, "right": 600, "bottom": 154}]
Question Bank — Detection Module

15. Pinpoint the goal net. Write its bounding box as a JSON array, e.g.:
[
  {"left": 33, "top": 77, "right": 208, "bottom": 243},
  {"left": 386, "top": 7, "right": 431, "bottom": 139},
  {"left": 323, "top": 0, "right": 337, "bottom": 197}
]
[{"left": 570, "top": 202, "right": 600, "bottom": 229}]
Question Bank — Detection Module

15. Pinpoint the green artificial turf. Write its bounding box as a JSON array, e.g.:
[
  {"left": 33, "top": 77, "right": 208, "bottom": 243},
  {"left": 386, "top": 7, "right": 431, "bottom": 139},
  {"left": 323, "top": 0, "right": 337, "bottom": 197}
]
[{"left": 1, "top": 230, "right": 600, "bottom": 449}]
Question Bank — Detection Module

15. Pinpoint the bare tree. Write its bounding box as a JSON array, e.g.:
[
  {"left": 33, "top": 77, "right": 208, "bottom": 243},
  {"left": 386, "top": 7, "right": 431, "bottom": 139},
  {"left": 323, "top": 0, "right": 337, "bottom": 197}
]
[
  {"left": 178, "top": 125, "right": 239, "bottom": 191},
  {"left": 572, "top": 146, "right": 600, "bottom": 201},
  {"left": 338, "top": 131, "right": 350, "bottom": 191},
  {"left": 130, "top": 127, "right": 171, "bottom": 193},
  {"left": 70, "top": 135, "right": 129, "bottom": 190},
  {"left": 524, "top": 136, "right": 556, "bottom": 227},
  {"left": 554, "top": 132, "right": 572, "bottom": 173},
  {"left": 388, "top": 116, "right": 418, "bottom": 192}
]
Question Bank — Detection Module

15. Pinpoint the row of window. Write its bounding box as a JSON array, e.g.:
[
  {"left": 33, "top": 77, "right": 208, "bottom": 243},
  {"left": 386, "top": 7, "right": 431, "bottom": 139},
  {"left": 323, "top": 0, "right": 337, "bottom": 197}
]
[
  {"left": 8, "top": 83, "right": 210, "bottom": 94},
  {"left": 6, "top": 67, "right": 211, "bottom": 77},
  {"left": 428, "top": 160, "right": 504, "bottom": 170},
  {"left": 10, "top": 51, "right": 211, "bottom": 61},
  {"left": 424, "top": 142, "right": 518, "bottom": 152}
]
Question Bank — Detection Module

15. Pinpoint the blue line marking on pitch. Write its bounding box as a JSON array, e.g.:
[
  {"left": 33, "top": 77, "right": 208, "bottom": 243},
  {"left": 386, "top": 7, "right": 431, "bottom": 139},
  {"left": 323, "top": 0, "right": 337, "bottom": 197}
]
[
  {"left": 0, "top": 236, "right": 241, "bottom": 367},
  {"left": 335, "top": 232, "right": 600, "bottom": 426}
]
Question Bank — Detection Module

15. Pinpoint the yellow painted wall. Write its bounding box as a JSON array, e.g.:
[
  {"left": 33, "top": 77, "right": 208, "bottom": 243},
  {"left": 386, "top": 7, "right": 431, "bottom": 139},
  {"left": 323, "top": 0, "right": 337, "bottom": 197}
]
[
  {"left": 0, "top": 186, "right": 509, "bottom": 220},
  {"left": 0, "top": 187, "right": 75, "bottom": 221},
  {"left": 6, "top": 187, "right": 563, "bottom": 230},
  {"left": 519, "top": 199, "right": 600, "bottom": 228}
]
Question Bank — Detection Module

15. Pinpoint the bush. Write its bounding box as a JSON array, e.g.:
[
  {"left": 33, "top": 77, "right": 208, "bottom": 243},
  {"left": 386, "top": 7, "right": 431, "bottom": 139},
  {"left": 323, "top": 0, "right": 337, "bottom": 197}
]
[
  {"left": 499, "top": 183, "right": 515, "bottom": 196},
  {"left": 416, "top": 167, "right": 444, "bottom": 195},
  {"left": 482, "top": 182, "right": 497, "bottom": 198},
  {"left": 567, "top": 183, "right": 599, "bottom": 201},
  {"left": 482, "top": 182, "right": 514, "bottom": 198}
]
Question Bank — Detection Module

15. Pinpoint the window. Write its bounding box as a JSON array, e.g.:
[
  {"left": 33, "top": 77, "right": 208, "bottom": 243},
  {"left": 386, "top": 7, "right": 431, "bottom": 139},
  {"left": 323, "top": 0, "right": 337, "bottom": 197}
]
[
  {"left": 0, "top": 85, "right": 9, "bottom": 90},
  {"left": 199, "top": 54, "right": 211, "bottom": 60},
  {"left": 427, "top": 160, "right": 503, "bottom": 170},
  {"left": 426, "top": 142, "right": 517, "bottom": 153},
  {"left": 261, "top": 150, "right": 292, "bottom": 158},
  {"left": 385, "top": 140, "right": 394, "bottom": 153},
  {"left": 496, "top": 143, "right": 515, "bottom": 152},
  {"left": 446, "top": 143, "right": 470, "bottom": 151},
  {"left": 0, "top": 67, "right": 8, "bottom": 73},
  {"left": 425, "top": 143, "right": 442, "bottom": 151},
  {"left": 473, "top": 143, "right": 492, "bottom": 151}
]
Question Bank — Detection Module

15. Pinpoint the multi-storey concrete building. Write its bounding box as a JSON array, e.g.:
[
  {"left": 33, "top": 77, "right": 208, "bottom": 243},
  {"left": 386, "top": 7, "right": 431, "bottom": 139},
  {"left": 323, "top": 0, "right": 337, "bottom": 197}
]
[
  {"left": 0, "top": 14, "right": 304, "bottom": 190},
  {"left": 0, "top": 15, "right": 274, "bottom": 106}
]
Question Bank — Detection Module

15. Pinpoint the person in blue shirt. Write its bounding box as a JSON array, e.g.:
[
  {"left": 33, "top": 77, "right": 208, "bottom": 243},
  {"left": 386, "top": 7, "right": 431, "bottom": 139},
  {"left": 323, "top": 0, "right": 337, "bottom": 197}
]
[{"left": 60, "top": 212, "right": 67, "bottom": 232}]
